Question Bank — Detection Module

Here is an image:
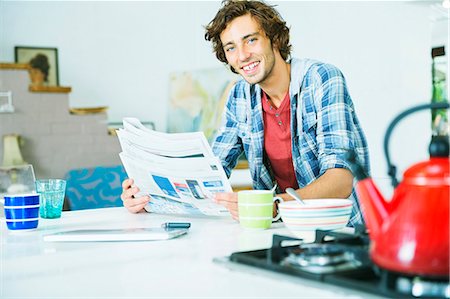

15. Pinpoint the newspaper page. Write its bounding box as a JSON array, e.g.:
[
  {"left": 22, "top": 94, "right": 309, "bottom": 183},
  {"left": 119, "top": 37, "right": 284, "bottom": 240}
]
[{"left": 117, "top": 118, "right": 231, "bottom": 216}]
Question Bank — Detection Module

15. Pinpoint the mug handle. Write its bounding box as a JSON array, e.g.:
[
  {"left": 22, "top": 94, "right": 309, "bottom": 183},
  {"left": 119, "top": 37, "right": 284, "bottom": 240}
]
[{"left": 272, "top": 196, "right": 284, "bottom": 222}]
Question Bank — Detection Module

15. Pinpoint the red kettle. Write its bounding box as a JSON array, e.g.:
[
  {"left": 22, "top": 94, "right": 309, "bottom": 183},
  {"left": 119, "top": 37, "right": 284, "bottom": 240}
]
[{"left": 347, "top": 102, "right": 449, "bottom": 277}]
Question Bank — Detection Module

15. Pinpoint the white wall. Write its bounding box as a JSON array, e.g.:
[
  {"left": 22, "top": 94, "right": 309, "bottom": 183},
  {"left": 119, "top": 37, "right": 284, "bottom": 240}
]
[
  {"left": 0, "top": 1, "right": 221, "bottom": 128},
  {"left": 1, "top": 1, "right": 448, "bottom": 193}
]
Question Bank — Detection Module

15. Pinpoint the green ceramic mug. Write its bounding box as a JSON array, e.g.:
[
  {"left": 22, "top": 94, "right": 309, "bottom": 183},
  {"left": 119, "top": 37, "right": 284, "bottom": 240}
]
[{"left": 238, "top": 190, "right": 283, "bottom": 229}]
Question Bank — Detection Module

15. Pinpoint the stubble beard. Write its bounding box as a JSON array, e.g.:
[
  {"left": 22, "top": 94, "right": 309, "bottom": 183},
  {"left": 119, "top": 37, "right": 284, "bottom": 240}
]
[{"left": 240, "top": 48, "right": 276, "bottom": 86}]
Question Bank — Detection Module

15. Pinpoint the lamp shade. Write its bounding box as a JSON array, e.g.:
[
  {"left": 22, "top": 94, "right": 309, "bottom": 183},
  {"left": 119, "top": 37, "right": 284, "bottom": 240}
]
[{"left": 2, "top": 134, "right": 26, "bottom": 167}]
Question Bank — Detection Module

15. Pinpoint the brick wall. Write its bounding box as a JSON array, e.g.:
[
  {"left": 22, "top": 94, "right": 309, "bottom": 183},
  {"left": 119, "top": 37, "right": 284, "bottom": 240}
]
[{"left": 0, "top": 68, "right": 122, "bottom": 179}]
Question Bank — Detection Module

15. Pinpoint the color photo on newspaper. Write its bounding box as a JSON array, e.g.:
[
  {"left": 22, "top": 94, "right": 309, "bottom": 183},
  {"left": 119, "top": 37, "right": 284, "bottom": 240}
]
[{"left": 144, "top": 175, "right": 230, "bottom": 216}]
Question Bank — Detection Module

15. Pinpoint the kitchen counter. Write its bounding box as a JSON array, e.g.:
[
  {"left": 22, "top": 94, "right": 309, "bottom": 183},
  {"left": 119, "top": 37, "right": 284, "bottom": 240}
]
[{"left": 1, "top": 207, "right": 386, "bottom": 298}]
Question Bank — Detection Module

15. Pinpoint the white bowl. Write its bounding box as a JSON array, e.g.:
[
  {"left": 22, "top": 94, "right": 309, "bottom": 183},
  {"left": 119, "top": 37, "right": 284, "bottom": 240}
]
[{"left": 279, "top": 199, "right": 352, "bottom": 236}]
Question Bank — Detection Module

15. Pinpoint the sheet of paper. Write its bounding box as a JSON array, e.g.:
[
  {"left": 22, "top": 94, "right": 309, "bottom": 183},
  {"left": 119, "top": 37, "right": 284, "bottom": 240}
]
[{"left": 117, "top": 118, "right": 231, "bottom": 216}]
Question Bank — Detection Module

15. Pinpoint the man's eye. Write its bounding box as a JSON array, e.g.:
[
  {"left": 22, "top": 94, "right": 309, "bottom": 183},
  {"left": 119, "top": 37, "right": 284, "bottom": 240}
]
[
  {"left": 248, "top": 38, "right": 256, "bottom": 44},
  {"left": 225, "top": 46, "right": 235, "bottom": 52}
]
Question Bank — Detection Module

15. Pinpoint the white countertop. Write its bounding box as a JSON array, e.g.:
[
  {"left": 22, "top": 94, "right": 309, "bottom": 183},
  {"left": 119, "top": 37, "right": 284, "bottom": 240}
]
[{"left": 1, "top": 207, "right": 386, "bottom": 298}]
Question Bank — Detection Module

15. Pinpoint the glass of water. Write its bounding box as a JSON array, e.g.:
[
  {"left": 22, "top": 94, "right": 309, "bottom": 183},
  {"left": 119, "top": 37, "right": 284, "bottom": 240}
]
[{"left": 35, "top": 179, "right": 66, "bottom": 219}]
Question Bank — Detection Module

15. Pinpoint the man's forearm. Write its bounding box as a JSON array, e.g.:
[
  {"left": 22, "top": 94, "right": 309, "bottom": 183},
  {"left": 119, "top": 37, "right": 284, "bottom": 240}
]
[{"left": 278, "top": 168, "right": 354, "bottom": 201}]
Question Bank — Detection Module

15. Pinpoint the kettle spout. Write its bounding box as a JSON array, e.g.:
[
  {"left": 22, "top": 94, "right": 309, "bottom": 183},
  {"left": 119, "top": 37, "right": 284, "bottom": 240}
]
[
  {"left": 346, "top": 151, "right": 389, "bottom": 238},
  {"left": 356, "top": 179, "right": 389, "bottom": 238}
]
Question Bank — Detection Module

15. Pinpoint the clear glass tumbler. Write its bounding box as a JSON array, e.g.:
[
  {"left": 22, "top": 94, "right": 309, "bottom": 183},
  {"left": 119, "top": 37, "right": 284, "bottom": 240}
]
[{"left": 35, "top": 179, "right": 66, "bottom": 219}]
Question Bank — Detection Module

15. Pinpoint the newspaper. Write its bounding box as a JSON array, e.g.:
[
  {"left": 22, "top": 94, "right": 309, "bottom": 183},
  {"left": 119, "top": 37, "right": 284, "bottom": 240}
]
[{"left": 117, "top": 118, "right": 231, "bottom": 216}]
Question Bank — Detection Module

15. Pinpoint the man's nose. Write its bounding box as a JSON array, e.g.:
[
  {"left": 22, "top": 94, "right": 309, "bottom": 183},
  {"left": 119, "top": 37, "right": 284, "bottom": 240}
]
[{"left": 237, "top": 45, "right": 251, "bottom": 62}]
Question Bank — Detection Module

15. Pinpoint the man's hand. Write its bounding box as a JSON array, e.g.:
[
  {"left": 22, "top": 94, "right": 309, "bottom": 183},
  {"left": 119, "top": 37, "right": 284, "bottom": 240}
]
[
  {"left": 214, "top": 192, "right": 238, "bottom": 220},
  {"left": 120, "top": 178, "right": 150, "bottom": 213}
]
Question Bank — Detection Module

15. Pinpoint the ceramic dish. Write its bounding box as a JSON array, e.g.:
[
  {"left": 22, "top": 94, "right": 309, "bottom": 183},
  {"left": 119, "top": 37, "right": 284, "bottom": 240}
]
[{"left": 279, "top": 199, "right": 352, "bottom": 233}]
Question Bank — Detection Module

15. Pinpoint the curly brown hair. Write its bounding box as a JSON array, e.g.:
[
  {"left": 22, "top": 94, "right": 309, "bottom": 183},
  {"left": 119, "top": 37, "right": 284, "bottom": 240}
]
[{"left": 204, "top": 0, "right": 291, "bottom": 73}]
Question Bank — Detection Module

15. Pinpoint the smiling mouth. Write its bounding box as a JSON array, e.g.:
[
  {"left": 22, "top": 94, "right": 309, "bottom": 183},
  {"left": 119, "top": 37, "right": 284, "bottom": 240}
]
[{"left": 241, "top": 61, "right": 260, "bottom": 73}]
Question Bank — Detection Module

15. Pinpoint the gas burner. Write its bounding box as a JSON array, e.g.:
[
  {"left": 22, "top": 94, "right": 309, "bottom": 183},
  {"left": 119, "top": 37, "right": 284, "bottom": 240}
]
[
  {"left": 282, "top": 243, "right": 363, "bottom": 274},
  {"left": 290, "top": 244, "right": 353, "bottom": 266},
  {"left": 396, "top": 275, "right": 450, "bottom": 298},
  {"left": 226, "top": 232, "right": 449, "bottom": 298}
]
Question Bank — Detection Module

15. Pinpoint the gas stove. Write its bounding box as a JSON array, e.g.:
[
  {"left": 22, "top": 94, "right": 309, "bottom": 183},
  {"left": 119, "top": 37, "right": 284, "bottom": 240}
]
[{"left": 218, "top": 227, "right": 450, "bottom": 298}]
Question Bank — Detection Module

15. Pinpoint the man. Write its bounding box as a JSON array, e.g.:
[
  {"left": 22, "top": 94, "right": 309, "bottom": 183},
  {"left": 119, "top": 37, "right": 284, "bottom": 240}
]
[{"left": 121, "top": 0, "right": 370, "bottom": 226}]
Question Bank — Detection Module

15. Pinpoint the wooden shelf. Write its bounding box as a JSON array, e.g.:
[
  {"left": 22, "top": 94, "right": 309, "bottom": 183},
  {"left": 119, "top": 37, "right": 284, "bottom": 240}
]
[
  {"left": 0, "top": 63, "right": 29, "bottom": 70},
  {"left": 235, "top": 159, "right": 249, "bottom": 169},
  {"left": 0, "top": 63, "right": 71, "bottom": 93},
  {"left": 29, "top": 85, "right": 72, "bottom": 93},
  {"left": 70, "top": 106, "right": 108, "bottom": 115},
  {"left": 233, "top": 186, "right": 253, "bottom": 192}
]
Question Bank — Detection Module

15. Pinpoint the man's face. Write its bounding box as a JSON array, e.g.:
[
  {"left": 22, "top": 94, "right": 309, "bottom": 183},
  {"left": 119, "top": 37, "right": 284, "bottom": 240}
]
[{"left": 220, "top": 14, "right": 277, "bottom": 85}]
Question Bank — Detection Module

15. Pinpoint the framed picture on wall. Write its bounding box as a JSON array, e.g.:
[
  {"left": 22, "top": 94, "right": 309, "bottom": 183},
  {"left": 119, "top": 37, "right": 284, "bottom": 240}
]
[{"left": 14, "top": 46, "right": 59, "bottom": 86}]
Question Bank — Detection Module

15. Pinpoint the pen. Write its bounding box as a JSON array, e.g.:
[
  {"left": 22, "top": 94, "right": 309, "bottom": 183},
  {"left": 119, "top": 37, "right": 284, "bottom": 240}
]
[{"left": 161, "top": 222, "right": 191, "bottom": 229}]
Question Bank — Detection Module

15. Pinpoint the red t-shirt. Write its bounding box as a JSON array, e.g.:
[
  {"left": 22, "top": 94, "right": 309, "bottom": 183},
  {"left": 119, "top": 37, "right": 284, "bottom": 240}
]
[{"left": 261, "top": 90, "right": 299, "bottom": 192}]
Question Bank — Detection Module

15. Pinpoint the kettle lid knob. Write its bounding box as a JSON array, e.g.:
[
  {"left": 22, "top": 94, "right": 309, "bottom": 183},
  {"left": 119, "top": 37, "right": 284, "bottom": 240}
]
[{"left": 429, "top": 135, "right": 450, "bottom": 158}]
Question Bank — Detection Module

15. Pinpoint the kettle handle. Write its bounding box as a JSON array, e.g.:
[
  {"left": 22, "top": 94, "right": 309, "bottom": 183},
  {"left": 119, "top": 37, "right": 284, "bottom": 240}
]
[{"left": 384, "top": 102, "right": 449, "bottom": 187}]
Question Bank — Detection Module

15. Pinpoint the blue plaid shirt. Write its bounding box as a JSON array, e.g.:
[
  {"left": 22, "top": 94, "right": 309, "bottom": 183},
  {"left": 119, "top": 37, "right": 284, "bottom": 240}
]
[{"left": 212, "top": 58, "right": 370, "bottom": 226}]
